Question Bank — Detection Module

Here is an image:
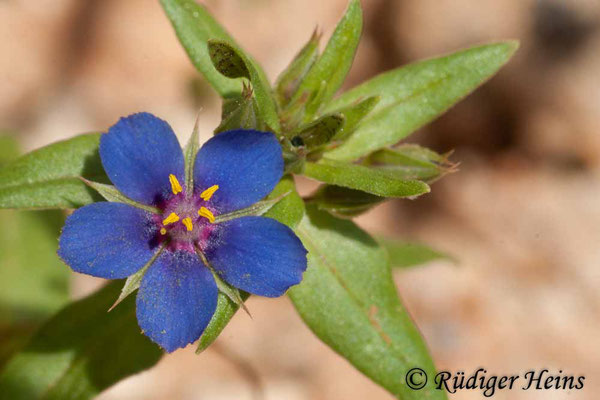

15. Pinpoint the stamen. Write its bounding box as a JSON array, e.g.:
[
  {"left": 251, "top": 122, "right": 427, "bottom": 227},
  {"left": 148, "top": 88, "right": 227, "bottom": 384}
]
[
  {"left": 198, "top": 207, "right": 215, "bottom": 223},
  {"left": 160, "top": 228, "right": 167, "bottom": 235},
  {"left": 169, "top": 174, "right": 183, "bottom": 195},
  {"left": 182, "top": 217, "right": 193, "bottom": 231},
  {"left": 200, "top": 185, "right": 219, "bottom": 201},
  {"left": 162, "top": 212, "right": 180, "bottom": 225}
]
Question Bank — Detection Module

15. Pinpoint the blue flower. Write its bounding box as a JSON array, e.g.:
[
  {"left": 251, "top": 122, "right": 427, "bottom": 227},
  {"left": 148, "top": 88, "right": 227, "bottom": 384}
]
[{"left": 58, "top": 112, "right": 307, "bottom": 352}]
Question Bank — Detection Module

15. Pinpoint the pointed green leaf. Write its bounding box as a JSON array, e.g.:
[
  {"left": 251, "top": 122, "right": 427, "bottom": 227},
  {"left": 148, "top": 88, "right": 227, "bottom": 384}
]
[
  {"left": 330, "top": 96, "right": 380, "bottom": 141},
  {"left": 207, "top": 40, "right": 281, "bottom": 132},
  {"left": 81, "top": 180, "right": 160, "bottom": 214},
  {"left": 0, "top": 134, "right": 106, "bottom": 210},
  {"left": 196, "top": 290, "right": 250, "bottom": 354},
  {"left": 0, "top": 282, "right": 162, "bottom": 400},
  {"left": 324, "top": 41, "right": 519, "bottom": 160},
  {"left": 160, "top": 0, "right": 244, "bottom": 98},
  {"left": 363, "top": 145, "right": 458, "bottom": 182},
  {"left": 308, "top": 185, "right": 384, "bottom": 218},
  {"left": 289, "top": 207, "right": 446, "bottom": 399},
  {"left": 213, "top": 189, "right": 290, "bottom": 224},
  {"left": 378, "top": 238, "right": 456, "bottom": 269},
  {"left": 291, "top": 114, "right": 344, "bottom": 149},
  {"left": 184, "top": 117, "right": 201, "bottom": 190},
  {"left": 275, "top": 30, "right": 321, "bottom": 107},
  {"left": 109, "top": 246, "right": 165, "bottom": 312},
  {"left": 292, "top": 0, "right": 363, "bottom": 120},
  {"left": 220, "top": 82, "right": 253, "bottom": 121},
  {"left": 263, "top": 175, "right": 305, "bottom": 228},
  {"left": 210, "top": 271, "right": 248, "bottom": 313},
  {"left": 304, "top": 159, "right": 430, "bottom": 198},
  {"left": 195, "top": 241, "right": 251, "bottom": 354},
  {"left": 214, "top": 84, "right": 260, "bottom": 134}
]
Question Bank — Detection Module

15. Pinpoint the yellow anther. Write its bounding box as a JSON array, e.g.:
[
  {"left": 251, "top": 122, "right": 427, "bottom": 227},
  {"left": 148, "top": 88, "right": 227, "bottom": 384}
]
[
  {"left": 182, "top": 217, "right": 193, "bottom": 231},
  {"left": 200, "top": 185, "right": 219, "bottom": 201},
  {"left": 198, "top": 207, "right": 215, "bottom": 224},
  {"left": 160, "top": 228, "right": 167, "bottom": 235},
  {"left": 162, "top": 212, "right": 180, "bottom": 226},
  {"left": 169, "top": 174, "right": 183, "bottom": 195}
]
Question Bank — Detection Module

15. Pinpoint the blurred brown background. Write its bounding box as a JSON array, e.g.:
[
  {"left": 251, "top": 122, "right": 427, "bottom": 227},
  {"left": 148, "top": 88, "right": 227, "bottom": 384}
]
[{"left": 2, "top": 0, "right": 600, "bottom": 399}]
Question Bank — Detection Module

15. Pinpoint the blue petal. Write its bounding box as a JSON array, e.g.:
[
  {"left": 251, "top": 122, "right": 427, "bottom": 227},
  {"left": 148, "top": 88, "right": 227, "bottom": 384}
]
[
  {"left": 58, "top": 202, "right": 157, "bottom": 279},
  {"left": 100, "top": 112, "right": 185, "bottom": 205},
  {"left": 205, "top": 216, "right": 307, "bottom": 297},
  {"left": 136, "top": 250, "right": 217, "bottom": 352},
  {"left": 193, "top": 130, "right": 283, "bottom": 213}
]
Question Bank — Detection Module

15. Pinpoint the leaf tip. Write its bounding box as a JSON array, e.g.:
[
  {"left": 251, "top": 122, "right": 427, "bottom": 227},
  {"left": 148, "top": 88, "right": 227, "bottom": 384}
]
[
  {"left": 505, "top": 39, "right": 520, "bottom": 51},
  {"left": 349, "top": 0, "right": 362, "bottom": 10},
  {"left": 422, "top": 182, "right": 431, "bottom": 194},
  {"left": 501, "top": 39, "right": 520, "bottom": 59},
  {"left": 311, "top": 26, "right": 323, "bottom": 43},
  {"left": 107, "top": 299, "right": 120, "bottom": 313}
]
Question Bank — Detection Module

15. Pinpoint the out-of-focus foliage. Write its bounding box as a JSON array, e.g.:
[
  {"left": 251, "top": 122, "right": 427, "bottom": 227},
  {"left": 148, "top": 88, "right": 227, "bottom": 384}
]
[
  {"left": 0, "top": 282, "right": 162, "bottom": 400},
  {"left": 0, "top": 136, "right": 69, "bottom": 368},
  {"left": 379, "top": 238, "right": 456, "bottom": 269}
]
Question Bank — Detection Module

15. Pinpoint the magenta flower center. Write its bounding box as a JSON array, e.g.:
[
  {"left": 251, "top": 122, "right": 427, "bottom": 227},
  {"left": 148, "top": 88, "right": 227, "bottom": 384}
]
[{"left": 153, "top": 174, "right": 219, "bottom": 252}]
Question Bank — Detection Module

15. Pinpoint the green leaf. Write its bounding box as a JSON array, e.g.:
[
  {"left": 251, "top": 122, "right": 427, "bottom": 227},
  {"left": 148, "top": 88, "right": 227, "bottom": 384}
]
[
  {"left": 195, "top": 240, "right": 252, "bottom": 355},
  {"left": 0, "top": 210, "right": 68, "bottom": 325},
  {"left": 196, "top": 290, "right": 250, "bottom": 354},
  {"left": 0, "top": 281, "right": 162, "bottom": 400},
  {"left": 291, "top": 0, "right": 363, "bottom": 120},
  {"left": 0, "top": 136, "right": 69, "bottom": 322},
  {"left": 214, "top": 83, "right": 260, "bottom": 134},
  {"left": 0, "top": 325, "right": 33, "bottom": 372},
  {"left": 0, "top": 136, "right": 19, "bottom": 166},
  {"left": 213, "top": 188, "right": 291, "bottom": 224},
  {"left": 289, "top": 207, "right": 446, "bottom": 399},
  {"left": 0, "top": 134, "right": 106, "bottom": 210},
  {"left": 208, "top": 40, "right": 281, "bottom": 132},
  {"left": 0, "top": 209, "right": 70, "bottom": 368},
  {"left": 160, "top": 0, "right": 244, "bottom": 98},
  {"left": 330, "top": 96, "right": 380, "bottom": 141},
  {"left": 0, "top": 136, "right": 70, "bottom": 367},
  {"left": 275, "top": 29, "right": 321, "bottom": 107},
  {"left": 81, "top": 180, "right": 160, "bottom": 214},
  {"left": 304, "top": 159, "right": 430, "bottom": 198},
  {"left": 378, "top": 238, "right": 455, "bottom": 269},
  {"left": 291, "top": 114, "right": 344, "bottom": 149},
  {"left": 308, "top": 185, "right": 384, "bottom": 218},
  {"left": 184, "top": 116, "right": 201, "bottom": 190},
  {"left": 324, "top": 41, "right": 519, "bottom": 160},
  {"left": 363, "top": 145, "right": 457, "bottom": 182},
  {"left": 209, "top": 270, "right": 248, "bottom": 314},
  {"left": 108, "top": 246, "right": 165, "bottom": 312},
  {"left": 263, "top": 175, "right": 305, "bottom": 228}
]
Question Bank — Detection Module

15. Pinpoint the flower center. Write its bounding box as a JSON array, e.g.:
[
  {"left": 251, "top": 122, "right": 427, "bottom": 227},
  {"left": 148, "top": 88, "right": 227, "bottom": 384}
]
[{"left": 156, "top": 174, "right": 219, "bottom": 251}]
